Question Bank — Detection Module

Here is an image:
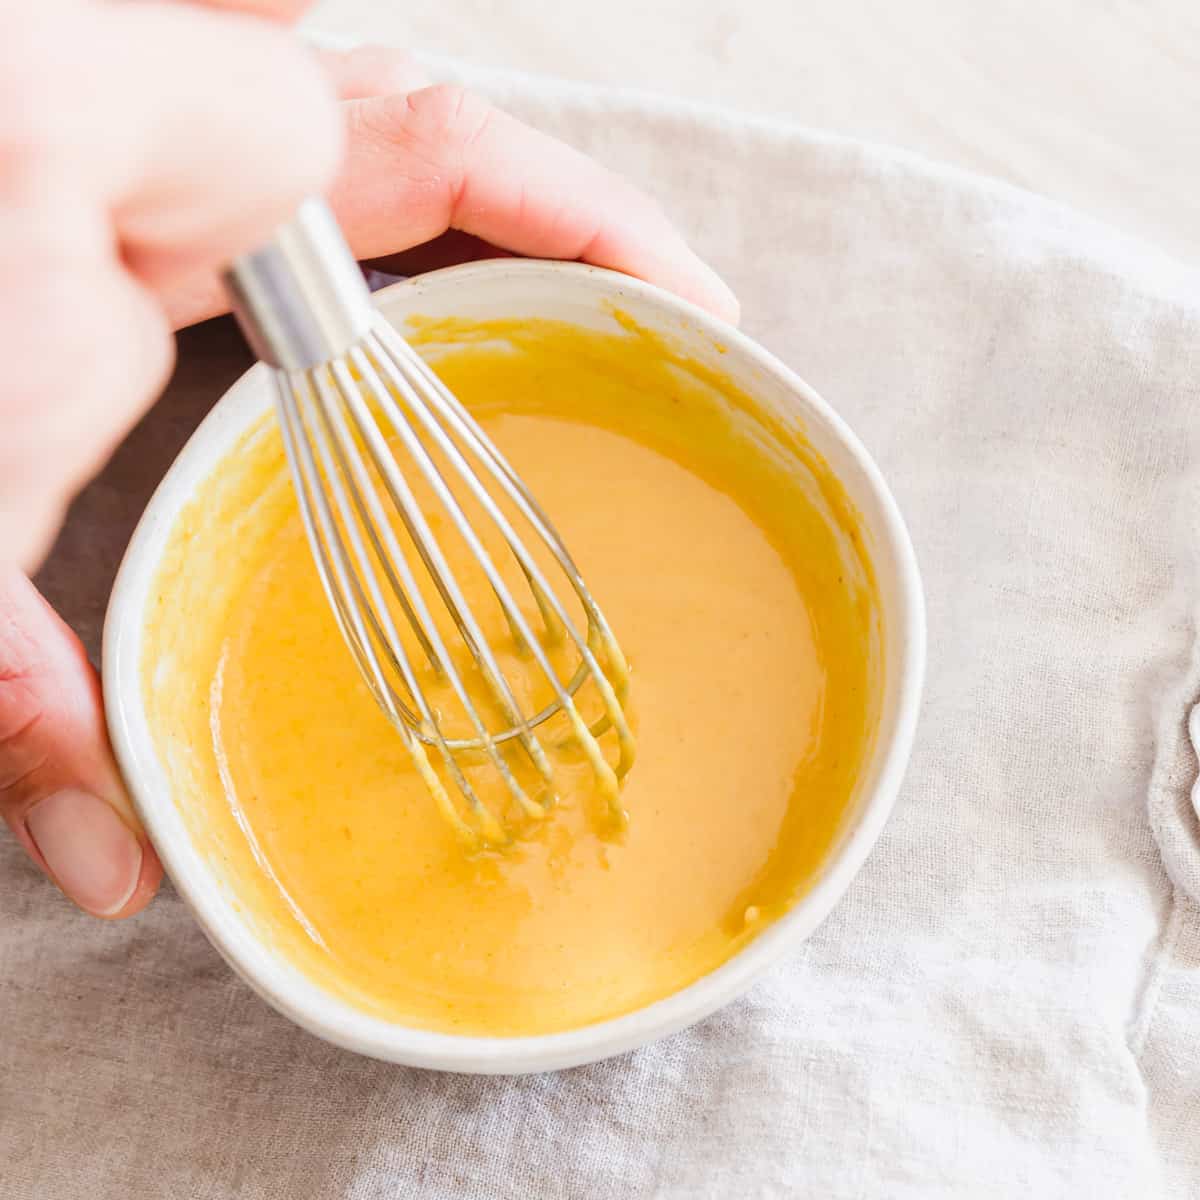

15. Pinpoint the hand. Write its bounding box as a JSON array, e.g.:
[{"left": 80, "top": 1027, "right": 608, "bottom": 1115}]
[{"left": 0, "top": 12, "right": 737, "bottom": 918}]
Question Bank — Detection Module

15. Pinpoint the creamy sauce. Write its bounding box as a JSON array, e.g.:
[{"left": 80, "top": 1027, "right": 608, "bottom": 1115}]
[{"left": 142, "top": 314, "right": 880, "bottom": 1036}]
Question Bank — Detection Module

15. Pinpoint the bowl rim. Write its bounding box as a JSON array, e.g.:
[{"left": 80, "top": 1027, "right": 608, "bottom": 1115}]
[{"left": 102, "top": 258, "right": 926, "bottom": 1073}]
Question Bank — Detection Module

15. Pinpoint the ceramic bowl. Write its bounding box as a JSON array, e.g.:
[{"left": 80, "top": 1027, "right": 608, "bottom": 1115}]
[{"left": 103, "top": 259, "right": 925, "bottom": 1073}]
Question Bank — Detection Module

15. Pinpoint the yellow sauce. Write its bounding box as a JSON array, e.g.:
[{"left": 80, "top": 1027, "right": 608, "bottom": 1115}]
[{"left": 142, "top": 314, "right": 880, "bottom": 1036}]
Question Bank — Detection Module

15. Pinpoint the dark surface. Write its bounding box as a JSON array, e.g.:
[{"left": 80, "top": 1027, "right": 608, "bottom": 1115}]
[{"left": 33, "top": 317, "right": 254, "bottom": 660}]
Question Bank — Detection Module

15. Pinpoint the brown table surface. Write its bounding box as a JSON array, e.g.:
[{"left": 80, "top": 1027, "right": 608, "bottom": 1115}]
[{"left": 35, "top": 318, "right": 253, "bottom": 660}]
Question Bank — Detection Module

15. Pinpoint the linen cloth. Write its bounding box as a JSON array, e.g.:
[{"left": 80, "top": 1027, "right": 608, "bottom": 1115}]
[{"left": 4, "top": 60, "right": 1200, "bottom": 1199}]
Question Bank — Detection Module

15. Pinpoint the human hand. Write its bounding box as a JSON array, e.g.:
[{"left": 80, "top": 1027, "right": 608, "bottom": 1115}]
[{"left": 0, "top": 14, "right": 737, "bottom": 918}]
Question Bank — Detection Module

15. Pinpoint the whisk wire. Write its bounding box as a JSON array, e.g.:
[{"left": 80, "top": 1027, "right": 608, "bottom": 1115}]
[
  {"left": 371, "top": 323, "right": 638, "bottom": 782},
  {"left": 226, "top": 200, "right": 636, "bottom": 844},
  {"left": 346, "top": 348, "right": 559, "bottom": 805},
  {"left": 313, "top": 371, "right": 518, "bottom": 831},
  {"left": 278, "top": 371, "right": 523, "bottom": 840},
  {"left": 320, "top": 360, "right": 543, "bottom": 827},
  {"left": 360, "top": 333, "right": 619, "bottom": 797}
]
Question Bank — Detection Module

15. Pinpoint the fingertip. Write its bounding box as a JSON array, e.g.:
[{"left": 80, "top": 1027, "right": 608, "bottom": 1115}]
[
  {"left": 0, "top": 572, "right": 161, "bottom": 920},
  {"left": 104, "top": 837, "right": 164, "bottom": 921},
  {"left": 24, "top": 789, "right": 145, "bottom": 918},
  {"left": 684, "top": 255, "right": 742, "bottom": 326},
  {"left": 607, "top": 233, "right": 742, "bottom": 327}
]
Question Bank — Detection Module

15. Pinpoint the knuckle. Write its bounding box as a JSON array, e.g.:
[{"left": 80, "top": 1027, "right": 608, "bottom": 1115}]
[
  {"left": 0, "top": 581, "right": 125, "bottom": 830},
  {"left": 346, "top": 91, "right": 436, "bottom": 177},
  {"left": 403, "top": 84, "right": 493, "bottom": 150},
  {"left": 367, "top": 85, "right": 495, "bottom": 213},
  {"left": 0, "top": 571, "right": 92, "bottom": 806},
  {"left": 0, "top": 664, "right": 48, "bottom": 797},
  {"left": 402, "top": 83, "right": 465, "bottom": 131},
  {"left": 349, "top": 84, "right": 494, "bottom": 176}
]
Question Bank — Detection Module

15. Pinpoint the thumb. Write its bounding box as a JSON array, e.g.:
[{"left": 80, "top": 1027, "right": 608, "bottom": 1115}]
[{"left": 0, "top": 568, "right": 161, "bottom": 917}]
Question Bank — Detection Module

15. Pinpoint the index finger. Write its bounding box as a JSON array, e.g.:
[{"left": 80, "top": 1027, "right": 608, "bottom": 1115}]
[
  {"left": 102, "top": 3, "right": 341, "bottom": 280},
  {"left": 335, "top": 85, "right": 740, "bottom": 323},
  {"left": 160, "top": 0, "right": 313, "bottom": 20}
]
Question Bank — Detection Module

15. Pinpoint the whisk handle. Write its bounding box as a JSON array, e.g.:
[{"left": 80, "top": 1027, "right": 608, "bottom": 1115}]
[{"left": 224, "top": 198, "right": 374, "bottom": 371}]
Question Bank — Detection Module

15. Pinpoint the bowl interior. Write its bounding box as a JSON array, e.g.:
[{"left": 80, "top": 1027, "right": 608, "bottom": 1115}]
[{"left": 103, "top": 260, "right": 924, "bottom": 1073}]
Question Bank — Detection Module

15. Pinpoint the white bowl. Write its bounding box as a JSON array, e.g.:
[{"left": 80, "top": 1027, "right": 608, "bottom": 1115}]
[{"left": 103, "top": 259, "right": 925, "bottom": 1074}]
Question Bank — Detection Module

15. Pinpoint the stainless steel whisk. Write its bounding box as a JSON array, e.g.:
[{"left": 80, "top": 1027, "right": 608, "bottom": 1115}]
[{"left": 223, "top": 200, "right": 636, "bottom": 845}]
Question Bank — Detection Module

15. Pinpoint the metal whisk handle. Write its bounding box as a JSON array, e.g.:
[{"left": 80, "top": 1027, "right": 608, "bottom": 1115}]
[{"left": 224, "top": 199, "right": 374, "bottom": 371}]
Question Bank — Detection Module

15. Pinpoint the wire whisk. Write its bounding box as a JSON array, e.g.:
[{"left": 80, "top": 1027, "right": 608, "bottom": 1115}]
[{"left": 224, "top": 200, "right": 635, "bottom": 845}]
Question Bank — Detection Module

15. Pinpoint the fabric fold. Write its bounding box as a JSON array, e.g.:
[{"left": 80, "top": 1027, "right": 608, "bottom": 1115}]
[{"left": 6, "top": 56, "right": 1200, "bottom": 1200}]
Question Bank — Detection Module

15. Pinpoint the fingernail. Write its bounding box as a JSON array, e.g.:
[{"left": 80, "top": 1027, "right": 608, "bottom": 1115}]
[{"left": 26, "top": 789, "right": 143, "bottom": 917}]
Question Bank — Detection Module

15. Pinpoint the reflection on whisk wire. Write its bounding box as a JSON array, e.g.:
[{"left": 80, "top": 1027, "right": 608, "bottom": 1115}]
[{"left": 226, "top": 199, "right": 635, "bottom": 844}]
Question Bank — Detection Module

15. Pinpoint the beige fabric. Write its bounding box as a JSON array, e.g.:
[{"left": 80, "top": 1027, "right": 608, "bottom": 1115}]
[
  {"left": 307, "top": 0, "right": 1200, "bottom": 268},
  {"left": 6, "top": 65, "right": 1200, "bottom": 1198}
]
